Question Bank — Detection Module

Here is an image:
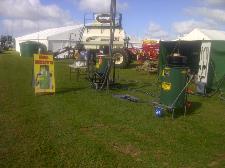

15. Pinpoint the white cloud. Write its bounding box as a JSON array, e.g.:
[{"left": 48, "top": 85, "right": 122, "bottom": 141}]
[
  {"left": 76, "top": 0, "right": 128, "bottom": 12},
  {"left": 200, "top": 0, "right": 225, "bottom": 6},
  {"left": 145, "top": 22, "right": 169, "bottom": 40},
  {"left": 0, "top": 0, "right": 76, "bottom": 36},
  {"left": 2, "top": 19, "right": 74, "bottom": 37},
  {"left": 173, "top": 19, "right": 218, "bottom": 34},
  {"left": 172, "top": 0, "right": 225, "bottom": 35},
  {"left": 186, "top": 7, "right": 225, "bottom": 24},
  {"left": 79, "top": 0, "right": 109, "bottom": 12}
]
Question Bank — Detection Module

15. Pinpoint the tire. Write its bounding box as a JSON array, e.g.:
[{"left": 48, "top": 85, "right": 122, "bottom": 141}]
[
  {"left": 167, "top": 55, "right": 187, "bottom": 66},
  {"left": 113, "top": 48, "right": 130, "bottom": 68}
]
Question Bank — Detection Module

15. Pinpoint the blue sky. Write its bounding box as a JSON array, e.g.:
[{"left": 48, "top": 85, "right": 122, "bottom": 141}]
[{"left": 1, "top": 0, "right": 225, "bottom": 39}]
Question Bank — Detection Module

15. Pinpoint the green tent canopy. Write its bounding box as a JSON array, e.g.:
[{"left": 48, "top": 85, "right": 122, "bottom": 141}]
[{"left": 159, "top": 40, "right": 225, "bottom": 92}]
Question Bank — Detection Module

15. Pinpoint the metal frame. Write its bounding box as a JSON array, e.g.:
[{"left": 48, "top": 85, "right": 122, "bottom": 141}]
[
  {"left": 84, "top": 12, "right": 122, "bottom": 29},
  {"left": 152, "top": 101, "right": 188, "bottom": 119},
  {"left": 153, "top": 75, "right": 193, "bottom": 119}
]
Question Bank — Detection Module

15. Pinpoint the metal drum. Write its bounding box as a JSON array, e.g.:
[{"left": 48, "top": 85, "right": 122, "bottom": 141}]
[{"left": 160, "top": 66, "right": 188, "bottom": 109}]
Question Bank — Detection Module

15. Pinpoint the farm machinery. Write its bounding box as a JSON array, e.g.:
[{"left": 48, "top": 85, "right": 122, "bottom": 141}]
[
  {"left": 53, "top": 0, "right": 160, "bottom": 89},
  {"left": 75, "top": 13, "right": 160, "bottom": 88},
  {"left": 64, "top": 0, "right": 121, "bottom": 89},
  {"left": 131, "top": 40, "right": 160, "bottom": 73},
  {"left": 53, "top": 12, "right": 130, "bottom": 68},
  {"left": 0, "top": 35, "right": 15, "bottom": 52},
  {"left": 78, "top": 12, "right": 130, "bottom": 68}
]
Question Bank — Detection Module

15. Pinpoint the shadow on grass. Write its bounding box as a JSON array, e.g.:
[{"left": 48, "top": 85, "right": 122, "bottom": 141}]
[
  {"left": 111, "top": 82, "right": 139, "bottom": 90},
  {"left": 172, "top": 101, "right": 202, "bottom": 118},
  {"left": 57, "top": 87, "right": 88, "bottom": 94},
  {"left": 127, "top": 63, "right": 138, "bottom": 69},
  {"left": 0, "top": 52, "right": 9, "bottom": 55},
  {"left": 118, "top": 63, "right": 138, "bottom": 69},
  {"left": 187, "top": 101, "right": 202, "bottom": 115}
]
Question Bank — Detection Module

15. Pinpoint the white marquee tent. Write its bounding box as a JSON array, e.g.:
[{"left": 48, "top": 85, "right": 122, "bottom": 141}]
[
  {"left": 179, "top": 28, "right": 225, "bottom": 41},
  {"left": 15, "top": 24, "right": 83, "bottom": 54}
]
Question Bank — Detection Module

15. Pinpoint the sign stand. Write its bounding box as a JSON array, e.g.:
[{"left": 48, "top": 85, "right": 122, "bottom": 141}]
[{"left": 33, "top": 54, "right": 56, "bottom": 95}]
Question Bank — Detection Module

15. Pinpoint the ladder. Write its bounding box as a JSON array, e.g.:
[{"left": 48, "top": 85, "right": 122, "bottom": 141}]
[{"left": 76, "top": 26, "right": 85, "bottom": 46}]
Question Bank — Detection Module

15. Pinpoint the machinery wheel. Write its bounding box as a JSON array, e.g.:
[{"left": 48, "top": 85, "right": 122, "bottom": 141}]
[{"left": 113, "top": 48, "right": 130, "bottom": 68}]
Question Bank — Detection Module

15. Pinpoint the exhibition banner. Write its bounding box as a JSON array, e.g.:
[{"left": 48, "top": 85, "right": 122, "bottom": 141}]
[{"left": 33, "top": 54, "right": 55, "bottom": 94}]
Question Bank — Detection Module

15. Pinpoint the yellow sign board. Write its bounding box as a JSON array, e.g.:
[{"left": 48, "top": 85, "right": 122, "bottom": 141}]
[
  {"left": 33, "top": 54, "right": 55, "bottom": 94},
  {"left": 162, "top": 82, "right": 172, "bottom": 91}
]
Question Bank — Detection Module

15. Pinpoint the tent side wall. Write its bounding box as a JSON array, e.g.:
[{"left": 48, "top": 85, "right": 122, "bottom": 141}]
[
  {"left": 15, "top": 38, "right": 21, "bottom": 53},
  {"left": 47, "top": 28, "right": 82, "bottom": 52},
  {"left": 47, "top": 28, "right": 82, "bottom": 41},
  {"left": 48, "top": 40, "right": 78, "bottom": 52},
  {"left": 208, "top": 41, "right": 225, "bottom": 91},
  {"left": 16, "top": 26, "right": 83, "bottom": 54}
]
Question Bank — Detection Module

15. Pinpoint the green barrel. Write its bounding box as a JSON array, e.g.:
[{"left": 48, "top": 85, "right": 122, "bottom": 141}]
[
  {"left": 20, "top": 41, "right": 47, "bottom": 57},
  {"left": 160, "top": 67, "right": 188, "bottom": 108}
]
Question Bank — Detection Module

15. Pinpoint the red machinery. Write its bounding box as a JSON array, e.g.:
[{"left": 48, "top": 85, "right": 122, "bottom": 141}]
[
  {"left": 142, "top": 40, "right": 159, "bottom": 60},
  {"left": 126, "top": 40, "right": 160, "bottom": 63},
  {"left": 136, "top": 40, "right": 159, "bottom": 63},
  {"left": 133, "top": 40, "right": 160, "bottom": 73}
]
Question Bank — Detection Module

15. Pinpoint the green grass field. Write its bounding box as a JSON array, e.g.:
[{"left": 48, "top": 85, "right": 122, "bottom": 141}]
[{"left": 0, "top": 51, "right": 225, "bottom": 167}]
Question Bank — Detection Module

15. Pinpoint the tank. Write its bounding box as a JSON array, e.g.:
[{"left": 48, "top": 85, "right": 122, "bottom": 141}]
[
  {"left": 20, "top": 41, "right": 47, "bottom": 57},
  {"left": 160, "top": 67, "right": 188, "bottom": 108}
]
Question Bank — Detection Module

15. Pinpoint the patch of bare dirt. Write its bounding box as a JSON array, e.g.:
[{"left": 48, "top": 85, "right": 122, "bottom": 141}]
[
  {"left": 112, "top": 142, "right": 141, "bottom": 159},
  {"left": 79, "top": 124, "right": 143, "bottom": 161},
  {"left": 208, "top": 153, "right": 225, "bottom": 167},
  {"left": 79, "top": 123, "right": 109, "bottom": 132}
]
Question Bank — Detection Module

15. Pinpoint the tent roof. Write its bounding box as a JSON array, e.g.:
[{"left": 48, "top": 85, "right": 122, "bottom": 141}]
[
  {"left": 16, "top": 24, "right": 83, "bottom": 40},
  {"left": 179, "top": 28, "right": 225, "bottom": 41}
]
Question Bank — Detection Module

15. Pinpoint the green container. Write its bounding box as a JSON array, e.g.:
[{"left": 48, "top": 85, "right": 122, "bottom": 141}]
[
  {"left": 20, "top": 41, "right": 47, "bottom": 57},
  {"left": 160, "top": 67, "right": 188, "bottom": 109}
]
